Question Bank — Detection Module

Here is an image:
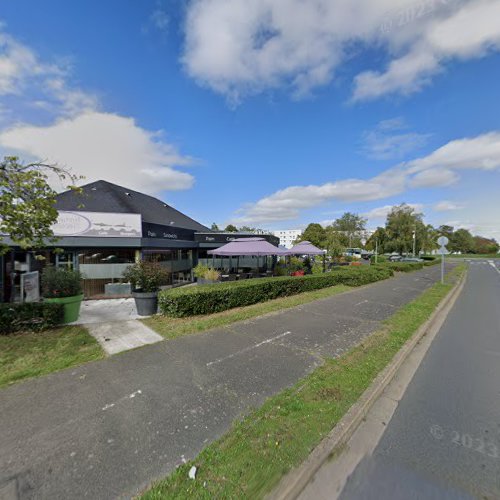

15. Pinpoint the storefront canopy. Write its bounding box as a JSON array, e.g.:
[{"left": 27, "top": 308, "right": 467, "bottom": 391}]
[
  {"left": 207, "top": 237, "right": 286, "bottom": 256},
  {"left": 285, "top": 241, "right": 325, "bottom": 255}
]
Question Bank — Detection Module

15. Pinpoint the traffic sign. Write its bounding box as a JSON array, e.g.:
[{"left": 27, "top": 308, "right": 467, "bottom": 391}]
[{"left": 437, "top": 236, "right": 449, "bottom": 246}]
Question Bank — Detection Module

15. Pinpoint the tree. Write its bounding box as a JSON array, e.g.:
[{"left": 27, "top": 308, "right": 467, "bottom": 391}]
[
  {"left": 323, "top": 226, "right": 343, "bottom": 258},
  {"left": 224, "top": 224, "right": 238, "bottom": 232},
  {"left": 451, "top": 228, "right": 475, "bottom": 254},
  {"left": 298, "top": 223, "right": 327, "bottom": 248},
  {"left": 210, "top": 223, "right": 220, "bottom": 231},
  {"left": 384, "top": 203, "right": 424, "bottom": 255},
  {"left": 473, "top": 236, "right": 499, "bottom": 254},
  {"left": 365, "top": 227, "right": 388, "bottom": 253},
  {"left": 331, "top": 212, "right": 367, "bottom": 247},
  {"left": 0, "top": 156, "right": 80, "bottom": 253}
]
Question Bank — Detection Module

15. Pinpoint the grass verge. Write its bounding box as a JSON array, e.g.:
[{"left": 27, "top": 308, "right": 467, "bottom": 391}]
[
  {"left": 0, "top": 325, "right": 104, "bottom": 388},
  {"left": 143, "top": 284, "right": 351, "bottom": 340},
  {"left": 141, "top": 264, "right": 465, "bottom": 500}
]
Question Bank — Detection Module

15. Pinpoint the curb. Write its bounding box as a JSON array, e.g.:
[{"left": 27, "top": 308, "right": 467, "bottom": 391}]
[{"left": 269, "top": 268, "right": 467, "bottom": 500}]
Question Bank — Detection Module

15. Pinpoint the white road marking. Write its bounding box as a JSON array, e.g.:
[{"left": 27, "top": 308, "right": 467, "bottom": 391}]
[
  {"left": 102, "top": 389, "right": 143, "bottom": 411},
  {"left": 488, "top": 261, "right": 500, "bottom": 275},
  {"left": 206, "top": 331, "right": 292, "bottom": 367},
  {"left": 354, "top": 300, "right": 369, "bottom": 306}
]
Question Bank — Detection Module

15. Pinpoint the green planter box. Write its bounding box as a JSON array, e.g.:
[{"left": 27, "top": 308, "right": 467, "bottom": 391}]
[{"left": 44, "top": 294, "right": 84, "bottom": 324}]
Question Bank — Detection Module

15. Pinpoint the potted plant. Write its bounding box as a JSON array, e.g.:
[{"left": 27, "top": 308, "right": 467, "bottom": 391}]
[
  {"left": 123, "top": 261, "right": 170, "bottom": 316},
  {"left": 41, "top": 266, "right": 84, "bottom": 323},
  {"left": 193, "top": 264, "right": 221, "bottom": 285}
]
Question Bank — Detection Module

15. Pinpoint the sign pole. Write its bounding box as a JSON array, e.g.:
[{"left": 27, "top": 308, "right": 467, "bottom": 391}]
[{"left": 441, "top": 252, "right": 444, "bottom": 284}]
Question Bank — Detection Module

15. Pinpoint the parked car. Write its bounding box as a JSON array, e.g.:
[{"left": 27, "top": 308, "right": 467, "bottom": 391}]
[{"left": 388, "top": 254, "right": 403, "bottom": 262}]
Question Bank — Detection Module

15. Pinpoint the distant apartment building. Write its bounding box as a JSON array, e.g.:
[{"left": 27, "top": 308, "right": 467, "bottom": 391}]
[{"left": 272, "top": 229, "right": 302, "bottom": 248}]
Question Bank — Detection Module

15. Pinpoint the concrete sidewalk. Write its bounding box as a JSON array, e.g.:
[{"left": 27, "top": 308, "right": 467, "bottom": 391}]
[{"left": 0, "top": 264, "right": 452, "bottom": 500}]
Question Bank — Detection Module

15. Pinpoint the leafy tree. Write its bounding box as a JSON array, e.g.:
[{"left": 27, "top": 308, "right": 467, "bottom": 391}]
[
  {"left": 365, "top": 227, "right": 388, "bottom": 253},
  {"left": 297, "top": 223, "right": 326, "bottom": 248},
  {"left": 323, "top": 226, "right": 343, "bottom": 258},
  {"left": 473, "top": 236, "right": 499, "bottom": 254},
  {"left": 224, "top": 224, "right": 238, "bottom": 232},
  {"left": 451, "top": 228, "right": 475, "bottom": 254},
  {"left": 210, "top": 223, "right": 220, "bottom": 231},
  {"left": 0, "top": 156, "right": 80, "bottom": 253},
  {"left": 384, "top": 203, "right": 424, "bottom": 255},
  {"left": 419, "top": 224, "right": 439, "bottom": 254},
  {"left": 332, "top": 212, "right": 367, "bottom": 247}
]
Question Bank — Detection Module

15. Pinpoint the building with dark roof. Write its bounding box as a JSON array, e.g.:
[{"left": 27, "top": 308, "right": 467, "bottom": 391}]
[{"left": 0, "top": 180, "right": 279, "bottom": 301}]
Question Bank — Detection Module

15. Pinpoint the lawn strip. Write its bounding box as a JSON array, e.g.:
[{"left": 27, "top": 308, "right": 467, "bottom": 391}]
[
  {"left": 141, "top": 264, "right": 465, "bottom": 499},
  {"left": 142, "top": 284, "right": 351, "bottom": 340},
  {"left": 0, "top": 325, "right": 104, "bottom": 388}
]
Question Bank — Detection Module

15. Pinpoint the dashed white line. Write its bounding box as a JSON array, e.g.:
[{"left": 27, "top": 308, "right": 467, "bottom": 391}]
[{"left": 206, "top": 331, "right": 292, "bottom": 367}]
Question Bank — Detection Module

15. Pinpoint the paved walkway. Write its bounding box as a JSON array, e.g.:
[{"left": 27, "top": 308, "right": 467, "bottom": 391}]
[
  {"left": 73, "top": 298, "right": 162, "bottom": 355},
  {"left": 87, "top": 321, "right": 163, "bottom": 355},
  {"left": 73, "top": 298, "right": 141, "bottom": 324},
  {"left": 0, "top": 264, "right": 452, "bottom": 500}
]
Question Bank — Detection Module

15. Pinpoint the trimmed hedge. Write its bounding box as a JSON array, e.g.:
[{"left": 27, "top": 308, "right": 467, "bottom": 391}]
[
  {"left": 158, "top": 266, "right": 394, "bottom": 317},
  {"left": 0, "top": 302, "right": 64, "bottom": 335}
]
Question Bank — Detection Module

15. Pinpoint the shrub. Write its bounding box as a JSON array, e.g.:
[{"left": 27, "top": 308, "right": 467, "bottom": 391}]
[
  {"left": 0, "top": 302, "right": 63, "bottom": 334},
  {"left": 41, "top": 266, "right": 83, "bottom": 298},
  {"left": 421, "top": 255, "right": 437, "bottom": 261},
  {"left": 204, "top": 268, "right": 221, "bottom": 281},
  {"left": 123, "top": 261, "right": 170, "bottom": 292},
  {"left": 376, "top": 262, "right": 424, "bottom": 272},
  {"left": 193, "top": 263, "right": 209, "bottom": 279},
  {"left": 158, "top": 266, "right": 394, "bottom": 317},
  {"left": 370, "top": 255, "right": 387, "bottom": 264}
]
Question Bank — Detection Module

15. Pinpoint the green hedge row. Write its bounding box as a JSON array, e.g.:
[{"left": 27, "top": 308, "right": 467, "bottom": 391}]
[
  {"left": 158, "top": 266, "right": 395, "bottom": 317},
  {"left": 0, "top": 302, "right": 64, "bottom": 335}
]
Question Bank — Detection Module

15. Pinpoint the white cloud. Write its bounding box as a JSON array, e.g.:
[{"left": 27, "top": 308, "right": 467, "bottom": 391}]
[
  {"left": 353, "top": 0, "right": 500, "bottom": 101},
  {"left": 234, "top": 130, "right": 500, "bottom": 224},
  {"left": 433, "top": 200, "right": 465, "bottom": 211},
  {"left": 0, "top": 27, "right": 98, "bottom": 117},
  {"left": 408, "top": 131, "right": 500, "bottom": 173},
  {"left": 182, "top": 0, "right": 500, "bottom": 102},
  {"left": 0, "top": 111, "right": 194, "bottom": 194},
  {"left": 409, "top": 168, "right": 459, "bottom": 188},
  {"left": 232, "top": 167, "right": 407, "bottom": 224},
  {"left": 363, "top": 203, "right": 424, "bottom": 220},
  {"left": 362, "top": 118, "right": 430, "bottom": 160}
]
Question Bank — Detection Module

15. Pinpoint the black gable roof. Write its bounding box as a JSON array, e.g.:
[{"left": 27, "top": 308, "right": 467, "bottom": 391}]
[{"left": 55, "top": 180, "right": 209, "bottom": 232}]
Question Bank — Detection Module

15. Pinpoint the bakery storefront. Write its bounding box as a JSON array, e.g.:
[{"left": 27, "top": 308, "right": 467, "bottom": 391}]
[{"left": 1, "top": 180, "right": 208, "bottom": 301}]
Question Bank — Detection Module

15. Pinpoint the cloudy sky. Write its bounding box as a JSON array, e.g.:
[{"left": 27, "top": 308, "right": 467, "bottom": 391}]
[{"left": 1, "top": 0, "right": 499, "bottom": 238}]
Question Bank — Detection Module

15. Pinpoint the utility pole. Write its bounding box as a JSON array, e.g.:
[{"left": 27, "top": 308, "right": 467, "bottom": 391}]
[
  {"left": 412, "top": 227, "right": 416, "bottom": 257},
  {"left": 375, "top": 238, "right": 378, "bottom": 264}
]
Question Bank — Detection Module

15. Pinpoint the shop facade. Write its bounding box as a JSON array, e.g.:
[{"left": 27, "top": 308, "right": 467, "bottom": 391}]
[{"left": 0, "top": 180, "right": 283, "bottom": 301}]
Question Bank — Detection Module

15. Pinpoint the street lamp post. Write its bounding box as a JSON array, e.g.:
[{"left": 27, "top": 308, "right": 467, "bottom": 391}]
[{"left": 412, "top": 228, "right": 416, "bottom": 257}]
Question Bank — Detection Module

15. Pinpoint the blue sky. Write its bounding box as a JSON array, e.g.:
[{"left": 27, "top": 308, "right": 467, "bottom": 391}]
[{"left": 1, "top": 0, "right": 499, "bottom": 238}]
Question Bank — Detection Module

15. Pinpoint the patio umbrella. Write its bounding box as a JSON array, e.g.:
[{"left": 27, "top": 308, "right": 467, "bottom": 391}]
[
  {"left": 284, "top": 240, "right": 327, "bottom": 273},
  {"left": 284, "top": 241, "right": 325, "bottom": 255},
  {"left": 208, "top": 238, "right": 286, "bottom": 256}
]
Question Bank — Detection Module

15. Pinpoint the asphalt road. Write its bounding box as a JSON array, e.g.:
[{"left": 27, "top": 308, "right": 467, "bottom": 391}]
[
  {"left": 0, "top": 264, "right": 451, "bottom": 500},
  {"left": 338, "top": 259, "right": 500, "bottom": 499}
]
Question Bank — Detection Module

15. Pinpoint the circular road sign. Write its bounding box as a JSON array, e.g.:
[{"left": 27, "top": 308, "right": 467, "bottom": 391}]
[{"left": 437, "top": 236, "right": 449, "bottom": 246}]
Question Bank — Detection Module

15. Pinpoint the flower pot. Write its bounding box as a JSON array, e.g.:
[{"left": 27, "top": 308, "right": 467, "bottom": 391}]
[
  {"left": 44, "top": 294, "right": 84, "bottom": 324},
  {"left": 132, "top": 291, "right": 158, "bottom": 316},
  {"left": 197, "top": 278, "right": 219, "bottom": 285}
]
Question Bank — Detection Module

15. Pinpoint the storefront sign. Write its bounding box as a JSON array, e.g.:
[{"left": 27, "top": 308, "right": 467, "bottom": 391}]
[
  {"left": 52, "top": 211, "right": 142, "bottom": 238},
  {"left": 142, "top": 222, "right": 195, "bottom": 241},
  {"left": 194, "top": 233, "right": 280, "bottom": 246},
  {"left": 21, "top": 271, "right": 40, "bottom": 303}
]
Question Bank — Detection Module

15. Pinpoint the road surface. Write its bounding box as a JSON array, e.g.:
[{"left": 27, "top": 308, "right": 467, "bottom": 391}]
[
  {"left": 334, "top": 259, "right": 500, "bottom": 499},
  {"left": 0, "top": 264, "right": 451, "bottom": 500}
]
